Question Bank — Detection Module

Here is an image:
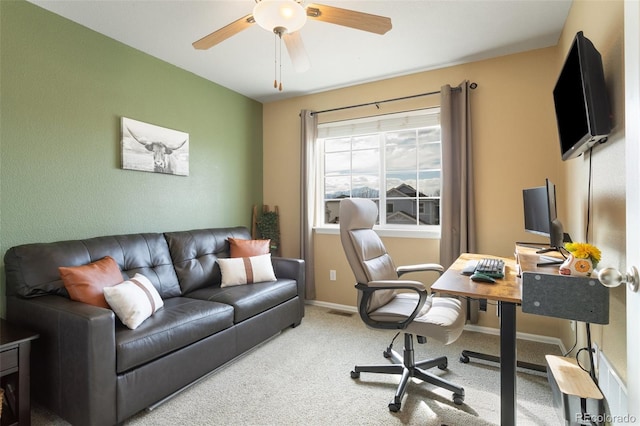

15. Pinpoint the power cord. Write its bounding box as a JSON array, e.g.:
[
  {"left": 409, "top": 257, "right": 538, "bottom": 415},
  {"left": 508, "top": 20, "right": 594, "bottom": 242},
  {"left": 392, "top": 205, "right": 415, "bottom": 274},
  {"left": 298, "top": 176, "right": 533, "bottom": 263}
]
[
  {"left": 586, "top": 148, "right": 594, "bottom": 242},
  {"left": 387, "top": 331, "right": 400, "bottom": 352},
  {"left": 563, "top": 327, "right": 578, "bottom": 357},
  {"left": 575, "top": 347, "right": 594, "bottom": 374}
]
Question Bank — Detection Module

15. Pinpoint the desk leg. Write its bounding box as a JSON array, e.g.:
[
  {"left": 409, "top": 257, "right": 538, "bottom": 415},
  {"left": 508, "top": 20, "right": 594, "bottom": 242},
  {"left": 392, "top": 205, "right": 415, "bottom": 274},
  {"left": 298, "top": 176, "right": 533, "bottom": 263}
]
[{"left": 500, "top": 301, "right": 517, "bottom": 426}]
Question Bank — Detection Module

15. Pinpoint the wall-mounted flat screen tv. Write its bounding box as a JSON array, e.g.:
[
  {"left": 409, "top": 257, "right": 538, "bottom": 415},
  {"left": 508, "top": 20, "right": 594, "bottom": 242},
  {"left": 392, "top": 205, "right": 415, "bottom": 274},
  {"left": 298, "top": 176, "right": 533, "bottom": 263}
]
[{"left": 553, "top": 31, "right": 611, "bottom": 161}]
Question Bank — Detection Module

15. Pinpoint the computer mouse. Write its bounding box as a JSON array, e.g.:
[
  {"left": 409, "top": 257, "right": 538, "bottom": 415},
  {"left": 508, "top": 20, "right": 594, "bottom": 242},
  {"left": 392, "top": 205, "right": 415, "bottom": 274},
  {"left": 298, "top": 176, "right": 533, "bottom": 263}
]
[{"left": 470, "top": 272, "right": 496, "bottom": 283}]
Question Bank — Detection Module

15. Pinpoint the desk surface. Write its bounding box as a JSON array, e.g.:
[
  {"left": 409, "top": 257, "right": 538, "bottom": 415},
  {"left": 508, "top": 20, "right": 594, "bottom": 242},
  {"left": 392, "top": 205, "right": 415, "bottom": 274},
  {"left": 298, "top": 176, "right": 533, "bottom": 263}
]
[
  {"left": 431, "top": 253, "right": 521, "bottom": 303},
  {"left": 515, "top": 245, "right": 565, "bottom": 274}
]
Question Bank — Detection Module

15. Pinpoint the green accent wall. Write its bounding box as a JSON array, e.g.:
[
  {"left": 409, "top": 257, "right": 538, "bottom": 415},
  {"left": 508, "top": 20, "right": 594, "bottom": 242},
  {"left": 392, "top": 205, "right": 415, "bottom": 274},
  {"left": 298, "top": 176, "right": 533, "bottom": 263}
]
[{"left": 0, "top": 0, "right": 264, "bottom": 316}]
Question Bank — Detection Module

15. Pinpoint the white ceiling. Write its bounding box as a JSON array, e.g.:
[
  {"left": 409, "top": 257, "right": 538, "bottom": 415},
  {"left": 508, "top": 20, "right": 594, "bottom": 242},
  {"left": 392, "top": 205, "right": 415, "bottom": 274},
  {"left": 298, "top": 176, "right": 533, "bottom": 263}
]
[{"left": 27, "top": 0, "right": 573, "bottom": 103}]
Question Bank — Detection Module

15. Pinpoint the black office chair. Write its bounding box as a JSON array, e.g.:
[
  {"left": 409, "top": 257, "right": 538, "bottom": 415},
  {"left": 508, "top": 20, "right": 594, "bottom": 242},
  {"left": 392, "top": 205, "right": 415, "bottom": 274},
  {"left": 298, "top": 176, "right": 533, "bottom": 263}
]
[{"left": 339, "top": 198, "right": 466, "bottom": 412}]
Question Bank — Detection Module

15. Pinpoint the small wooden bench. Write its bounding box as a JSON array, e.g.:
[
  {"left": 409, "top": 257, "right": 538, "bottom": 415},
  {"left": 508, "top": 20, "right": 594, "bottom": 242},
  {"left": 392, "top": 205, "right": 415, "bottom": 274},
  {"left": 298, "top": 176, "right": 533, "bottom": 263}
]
[{"left": 546, "top": 355, "right": 604, "bottom": 425}]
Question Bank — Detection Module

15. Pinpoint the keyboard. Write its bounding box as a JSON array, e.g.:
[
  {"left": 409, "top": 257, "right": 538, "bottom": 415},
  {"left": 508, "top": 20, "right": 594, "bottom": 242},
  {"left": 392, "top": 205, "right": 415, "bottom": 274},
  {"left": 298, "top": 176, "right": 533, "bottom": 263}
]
[{"left": 461, "top": 258, "right": 506, "bottom": 278}]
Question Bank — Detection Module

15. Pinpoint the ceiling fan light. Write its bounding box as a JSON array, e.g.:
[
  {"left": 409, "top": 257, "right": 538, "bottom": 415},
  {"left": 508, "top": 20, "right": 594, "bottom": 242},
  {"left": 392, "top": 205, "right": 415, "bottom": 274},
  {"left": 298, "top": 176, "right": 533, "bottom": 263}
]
[{"left": 253, "top": 0, "right": 307, "bottom": 33}]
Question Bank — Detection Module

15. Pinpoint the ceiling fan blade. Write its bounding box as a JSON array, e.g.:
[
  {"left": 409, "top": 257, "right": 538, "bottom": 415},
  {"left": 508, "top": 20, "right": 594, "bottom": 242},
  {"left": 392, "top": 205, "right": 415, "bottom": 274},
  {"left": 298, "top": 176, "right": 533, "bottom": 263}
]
[
  {"left": 193, "top": 14, "right": 255, "bottom": 50},
  {"left": 283, "top": 32, "right": 311, "bottom": 73},
  {"left": 305, "top": 3, "right": 392, "bottom": 35}
]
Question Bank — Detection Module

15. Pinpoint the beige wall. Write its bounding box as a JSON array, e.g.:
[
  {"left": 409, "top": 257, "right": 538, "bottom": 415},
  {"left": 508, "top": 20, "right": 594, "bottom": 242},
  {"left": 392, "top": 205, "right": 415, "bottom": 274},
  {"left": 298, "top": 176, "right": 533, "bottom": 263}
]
[
  {"left": 557, "top": 0, "right": 626, "bottom": 380},
  {"left": 263, "top": 0, "right": 626, "bottom": 379},
  {"left": 264, "top": 47, "right": 566, "bottom": 333}
]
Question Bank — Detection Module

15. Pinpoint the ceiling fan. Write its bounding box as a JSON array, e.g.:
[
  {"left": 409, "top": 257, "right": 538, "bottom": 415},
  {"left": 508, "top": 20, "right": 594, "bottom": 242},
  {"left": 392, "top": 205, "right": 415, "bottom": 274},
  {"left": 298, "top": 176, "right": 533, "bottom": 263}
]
[{"left": 193, "top": 0, "right": 392, "bottom": 89}]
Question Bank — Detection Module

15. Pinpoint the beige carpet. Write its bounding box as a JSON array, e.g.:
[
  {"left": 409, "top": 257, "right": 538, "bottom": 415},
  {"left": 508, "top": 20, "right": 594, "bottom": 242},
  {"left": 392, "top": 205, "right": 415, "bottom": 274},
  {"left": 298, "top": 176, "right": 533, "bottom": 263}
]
[{"left": 32, "top": 304, "right": 562, "bottom": 425}]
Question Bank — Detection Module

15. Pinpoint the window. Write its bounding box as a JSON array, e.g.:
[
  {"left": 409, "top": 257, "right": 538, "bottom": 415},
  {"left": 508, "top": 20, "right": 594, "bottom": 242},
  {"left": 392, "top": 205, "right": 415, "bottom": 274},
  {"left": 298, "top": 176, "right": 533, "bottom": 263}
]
[{"left": 318, "top": 109, "right": 441, "bottom": 229}]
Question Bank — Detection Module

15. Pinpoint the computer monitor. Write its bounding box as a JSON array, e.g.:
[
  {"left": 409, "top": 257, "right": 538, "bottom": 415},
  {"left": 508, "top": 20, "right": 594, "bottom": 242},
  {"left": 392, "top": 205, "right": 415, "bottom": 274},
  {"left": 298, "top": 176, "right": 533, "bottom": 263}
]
[{"left": 522, "top": 179, "right": 566, "bottom": 254}]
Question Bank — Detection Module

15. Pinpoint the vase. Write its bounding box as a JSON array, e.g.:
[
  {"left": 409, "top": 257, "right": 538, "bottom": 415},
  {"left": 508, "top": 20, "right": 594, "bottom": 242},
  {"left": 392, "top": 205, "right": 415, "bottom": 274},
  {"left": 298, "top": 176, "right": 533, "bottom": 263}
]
[{"left": 559, "top": 254, "right": 594, "bottom": 277}]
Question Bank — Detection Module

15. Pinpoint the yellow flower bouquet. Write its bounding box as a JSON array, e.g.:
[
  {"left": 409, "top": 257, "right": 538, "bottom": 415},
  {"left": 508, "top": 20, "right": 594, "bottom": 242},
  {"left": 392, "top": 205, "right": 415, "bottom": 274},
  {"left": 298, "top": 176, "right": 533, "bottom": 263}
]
[
  {"left": 559, "top": 242, "right": 601, "bottom": 276},
  {"left": 564, "top": 242, "right": 601, "bottom": 267}
]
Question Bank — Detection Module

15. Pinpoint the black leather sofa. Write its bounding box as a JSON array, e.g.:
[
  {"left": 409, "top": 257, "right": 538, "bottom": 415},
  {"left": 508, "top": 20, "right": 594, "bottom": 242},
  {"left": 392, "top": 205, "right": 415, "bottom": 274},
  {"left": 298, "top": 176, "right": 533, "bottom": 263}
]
[{"left": 4, "top": 227, "right": 305, "bottom": 426}]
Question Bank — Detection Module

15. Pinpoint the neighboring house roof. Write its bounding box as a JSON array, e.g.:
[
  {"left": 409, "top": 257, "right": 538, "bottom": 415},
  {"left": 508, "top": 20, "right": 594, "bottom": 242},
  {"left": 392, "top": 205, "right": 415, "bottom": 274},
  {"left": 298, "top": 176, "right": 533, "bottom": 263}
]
[
  {"left": 329, "top": 184, "right": 429, "bottom": 199},
  {"left": 386, "top": 210, "right": 429, "bottom": 225},
  {"left": 389, "top": 183, "right": 427, "bottom": 198}
]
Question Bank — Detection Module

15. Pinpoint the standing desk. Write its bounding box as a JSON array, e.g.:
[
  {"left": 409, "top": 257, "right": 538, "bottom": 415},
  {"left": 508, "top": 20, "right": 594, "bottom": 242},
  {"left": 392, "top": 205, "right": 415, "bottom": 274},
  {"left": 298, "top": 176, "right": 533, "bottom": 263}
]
[{"left": 431, "top": 252, "right": 521, "bottom": 426}]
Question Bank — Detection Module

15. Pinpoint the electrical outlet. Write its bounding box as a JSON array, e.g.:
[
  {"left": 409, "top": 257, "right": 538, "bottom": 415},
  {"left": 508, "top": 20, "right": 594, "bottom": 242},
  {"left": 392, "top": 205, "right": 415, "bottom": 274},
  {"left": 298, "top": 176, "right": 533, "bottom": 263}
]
[
  {"left": 570, "top": 320, "right": 576, "bottom": 331},
  {"left": 329, "top": 270, "right": 336, "bottom": 281},
  {"left": 593, "top": 342, "right": 600, "bottom": 371}
]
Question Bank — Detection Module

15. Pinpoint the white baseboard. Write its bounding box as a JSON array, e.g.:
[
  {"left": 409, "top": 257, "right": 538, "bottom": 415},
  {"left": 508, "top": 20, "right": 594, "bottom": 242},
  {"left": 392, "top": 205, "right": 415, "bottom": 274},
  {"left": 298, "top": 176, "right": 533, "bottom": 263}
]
[
  {"left": 306, "top": 300, "right": 357, "bottom": 313},
  {"left": 598, "top": 350, "right": 630, "bottom": 425},
  {"left": 305, "top": 300, "right": 565, "bottom": 351},
  {"left": 463, "top": 323, "right": 565, "bottom": 352}
]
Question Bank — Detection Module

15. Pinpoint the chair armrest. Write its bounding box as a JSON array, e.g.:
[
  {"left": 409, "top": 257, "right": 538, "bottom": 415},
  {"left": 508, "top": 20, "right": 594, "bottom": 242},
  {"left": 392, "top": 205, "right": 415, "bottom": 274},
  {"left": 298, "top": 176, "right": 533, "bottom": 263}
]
[
  {"left": 367, "top": 279, "right": 426, "bottom": 292},
  {"left": 6, "top": 295, "right": 117, "bottom": 426},
  {"left": 396, "top": 263, "right": 444, "bottom": 277},
  {"left": 355, "top": 281, "right": 428, "bottom": 330}
]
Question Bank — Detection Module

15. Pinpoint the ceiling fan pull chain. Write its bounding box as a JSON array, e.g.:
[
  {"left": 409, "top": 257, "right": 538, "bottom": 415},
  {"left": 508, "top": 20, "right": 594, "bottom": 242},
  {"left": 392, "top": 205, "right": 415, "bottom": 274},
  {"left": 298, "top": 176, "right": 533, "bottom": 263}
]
[
  {"left": 279, "top": 34, "right": 283, "bottom": 91},
  {"left": 273, "top": 33, "right": 278, "bottom": 89}
]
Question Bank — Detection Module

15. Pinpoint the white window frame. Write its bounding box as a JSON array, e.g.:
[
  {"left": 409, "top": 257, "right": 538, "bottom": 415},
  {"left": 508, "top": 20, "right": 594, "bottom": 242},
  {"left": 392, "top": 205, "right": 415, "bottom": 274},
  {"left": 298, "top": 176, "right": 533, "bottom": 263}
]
[{"left": 315, "top": 108, "right": 441, "bottom": 239}]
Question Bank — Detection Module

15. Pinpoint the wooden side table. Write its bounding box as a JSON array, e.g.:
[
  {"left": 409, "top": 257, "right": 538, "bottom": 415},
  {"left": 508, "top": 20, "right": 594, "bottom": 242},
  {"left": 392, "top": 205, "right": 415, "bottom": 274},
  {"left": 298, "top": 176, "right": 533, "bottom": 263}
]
[
  {"left": 1, "top": 320, "right": 39, "bottom": 426},
  {"left": 546, "top": 355, "right": 604, "bottom": 424}
]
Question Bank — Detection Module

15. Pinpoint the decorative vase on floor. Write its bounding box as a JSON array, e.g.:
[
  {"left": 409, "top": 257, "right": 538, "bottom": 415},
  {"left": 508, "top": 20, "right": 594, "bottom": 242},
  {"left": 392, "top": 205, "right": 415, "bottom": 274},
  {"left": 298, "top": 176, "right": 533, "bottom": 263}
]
[{"left": 559, "top": 254, "right": 594, "bottom": 277}]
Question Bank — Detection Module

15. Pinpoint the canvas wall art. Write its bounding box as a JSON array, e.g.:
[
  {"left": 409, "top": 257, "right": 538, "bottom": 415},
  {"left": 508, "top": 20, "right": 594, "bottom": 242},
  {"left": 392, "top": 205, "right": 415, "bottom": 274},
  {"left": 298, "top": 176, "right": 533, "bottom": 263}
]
[{"left": 121, "top": 117, "right": 189, "bottom": 176}]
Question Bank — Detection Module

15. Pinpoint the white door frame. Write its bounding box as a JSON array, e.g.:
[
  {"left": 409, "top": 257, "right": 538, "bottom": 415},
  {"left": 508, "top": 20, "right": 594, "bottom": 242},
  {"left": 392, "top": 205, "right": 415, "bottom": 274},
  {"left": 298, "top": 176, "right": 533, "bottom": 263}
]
[{"left": 625, "top": 0, "right": 640, "bottom": 420}]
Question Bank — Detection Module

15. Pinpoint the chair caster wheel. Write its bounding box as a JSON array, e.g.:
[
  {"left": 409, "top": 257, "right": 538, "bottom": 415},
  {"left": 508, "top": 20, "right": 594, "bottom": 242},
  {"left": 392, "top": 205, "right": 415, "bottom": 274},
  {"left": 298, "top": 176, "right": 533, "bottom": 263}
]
[
  {"left": 388, "top": 402, "right": 401, "bottom": 412},
  {"left": 350, "top": 370, "right": 360, "bottom": 379},
  {"left": 459, "top": 355, "right": 470, "bottom": 363},
  {"left": 453, "top": 393, "right": 465, "bottom": 405},
  {"left": 438, "top": 360, "right": 448, "bottom": 370}
]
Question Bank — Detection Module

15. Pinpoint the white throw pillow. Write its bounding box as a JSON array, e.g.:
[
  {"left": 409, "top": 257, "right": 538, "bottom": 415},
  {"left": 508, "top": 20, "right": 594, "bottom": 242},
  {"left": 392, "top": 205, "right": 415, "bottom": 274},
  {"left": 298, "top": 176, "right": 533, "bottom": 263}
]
[
  {"left": 104, "top": 273, "right": 164, "bottom": 329},
  {"left": 218, "top": 254, "right": 277, "bottom": 287}
]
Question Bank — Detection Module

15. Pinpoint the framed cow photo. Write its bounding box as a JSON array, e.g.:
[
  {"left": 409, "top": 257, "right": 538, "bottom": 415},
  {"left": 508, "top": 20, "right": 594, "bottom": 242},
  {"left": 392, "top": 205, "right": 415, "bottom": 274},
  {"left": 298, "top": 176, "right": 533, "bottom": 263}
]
[{"left": 121, "top": 117, "right": 189, "bottom": 176}]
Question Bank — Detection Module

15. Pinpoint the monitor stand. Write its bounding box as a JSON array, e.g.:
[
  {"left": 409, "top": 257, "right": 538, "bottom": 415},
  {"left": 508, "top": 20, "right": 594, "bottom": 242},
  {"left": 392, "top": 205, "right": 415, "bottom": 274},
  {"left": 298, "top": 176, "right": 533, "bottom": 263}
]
[
  {"left": 535, "top": 247, "right": 559, "bottom": 254},
  {"left": 534, "top": 231, "right": 571, "bottom": 266},
  {"left": 535, "top": 247, "right": 565, "bottom": 267}
]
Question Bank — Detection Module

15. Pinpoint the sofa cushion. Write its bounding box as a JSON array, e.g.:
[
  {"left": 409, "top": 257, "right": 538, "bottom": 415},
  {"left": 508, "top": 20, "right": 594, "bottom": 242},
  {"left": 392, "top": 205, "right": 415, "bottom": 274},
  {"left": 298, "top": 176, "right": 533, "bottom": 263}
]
[
  {"left": 228, "top": 238, "right": 270, "bottom": 257},
  {"left": 165, "top": 227, "right": 252, "bottom": 294},
  {"left": 104, "top": 273, "right": 164, "bottom": 329},
  {"left": 218, "top": 254, "right": 277, "bottom": 287},
  {"left": 4, "top": 233, "right": 181, "bottom": 299},
  {"left": 185, "top": 278, "right": 298, "bottom": 323},
  {"left": 82, "top": 233, "right": 182, "bottom": 299},
  {"left": 59, "top": 256, "right": 124, "bottom": 308},
  {"left": 114, "top": 297, "right": 234, "bottom": 373}
]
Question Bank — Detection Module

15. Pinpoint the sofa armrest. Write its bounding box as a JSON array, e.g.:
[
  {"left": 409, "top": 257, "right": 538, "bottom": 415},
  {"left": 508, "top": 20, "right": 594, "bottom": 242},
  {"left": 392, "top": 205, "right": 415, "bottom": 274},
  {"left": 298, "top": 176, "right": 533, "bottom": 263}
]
[
  {"left": 7, "top": 295, "right": 117, "bottom": 426},
  {"left": 271, "top": 257, "right": 305, "bottom": 316}
]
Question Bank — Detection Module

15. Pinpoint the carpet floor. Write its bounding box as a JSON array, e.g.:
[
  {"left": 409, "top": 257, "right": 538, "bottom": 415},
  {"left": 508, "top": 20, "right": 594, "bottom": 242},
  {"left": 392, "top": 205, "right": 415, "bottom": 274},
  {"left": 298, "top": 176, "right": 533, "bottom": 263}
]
[{"left": 32, "top": 304, "right": 563, "bottom": 425}]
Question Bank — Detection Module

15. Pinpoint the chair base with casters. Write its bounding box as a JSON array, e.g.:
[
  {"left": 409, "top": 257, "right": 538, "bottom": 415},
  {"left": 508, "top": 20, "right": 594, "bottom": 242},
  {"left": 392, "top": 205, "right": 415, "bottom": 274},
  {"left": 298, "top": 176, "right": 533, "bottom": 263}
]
[{"left": 350, "top": 332, "right": 465, "bottom": 412}]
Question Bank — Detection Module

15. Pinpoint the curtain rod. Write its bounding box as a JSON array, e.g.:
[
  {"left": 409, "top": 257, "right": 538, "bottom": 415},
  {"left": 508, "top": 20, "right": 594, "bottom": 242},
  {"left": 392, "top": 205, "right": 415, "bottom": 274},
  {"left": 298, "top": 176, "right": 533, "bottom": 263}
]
[{"left": 311, "top": 82, "right": 477, "bottom": 116}]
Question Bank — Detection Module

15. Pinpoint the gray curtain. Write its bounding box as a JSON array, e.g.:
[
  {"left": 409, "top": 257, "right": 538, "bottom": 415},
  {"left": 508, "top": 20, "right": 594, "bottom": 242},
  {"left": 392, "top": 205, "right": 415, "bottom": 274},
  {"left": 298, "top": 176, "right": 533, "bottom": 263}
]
[
  {"left": 300, "top": 110, "right": 318, "bottom": 300},
  {"left": 440, "top": 82, "right": 477, "bottom": 321}
]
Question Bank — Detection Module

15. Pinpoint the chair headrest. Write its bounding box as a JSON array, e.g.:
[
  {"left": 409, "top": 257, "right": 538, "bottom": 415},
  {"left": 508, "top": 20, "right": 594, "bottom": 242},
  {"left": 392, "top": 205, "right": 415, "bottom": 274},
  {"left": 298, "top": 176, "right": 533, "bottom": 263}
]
[{"left": 339, "top": 198, "right": 377, "bottom": 231}]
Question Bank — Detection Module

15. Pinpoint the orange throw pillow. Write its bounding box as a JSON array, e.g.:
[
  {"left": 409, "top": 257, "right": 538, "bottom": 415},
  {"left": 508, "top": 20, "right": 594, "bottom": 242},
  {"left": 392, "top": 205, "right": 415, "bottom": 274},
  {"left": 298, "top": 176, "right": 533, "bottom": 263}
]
[
  {"left": 228, "top": 238, "right": 270, "bottom": 258},
  {"left": 59, "top": 256, "right": 123, "bottom": 308}
]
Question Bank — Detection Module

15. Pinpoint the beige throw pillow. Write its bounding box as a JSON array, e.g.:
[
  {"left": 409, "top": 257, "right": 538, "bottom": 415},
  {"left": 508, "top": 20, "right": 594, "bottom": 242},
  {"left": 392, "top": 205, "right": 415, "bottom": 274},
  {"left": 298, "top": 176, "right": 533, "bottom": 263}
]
[
  {"left": 218, "top": 254, "right": 276, "bottom": 287},
  {"left": 104, "top": 273, "right": 164, "bottom": 329}
]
